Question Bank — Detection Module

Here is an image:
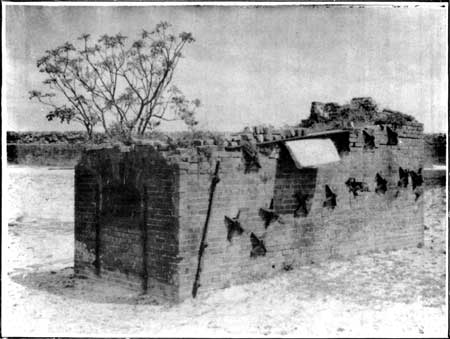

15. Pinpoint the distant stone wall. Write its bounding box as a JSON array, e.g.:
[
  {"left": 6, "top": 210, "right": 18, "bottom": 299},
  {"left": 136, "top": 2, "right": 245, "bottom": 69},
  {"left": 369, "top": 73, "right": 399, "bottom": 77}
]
[
  {"left": 7, "top": 144, "right": 84, "bottom": 167},
  {"left": 423, "top": 168, "right": 446, "bottom": 187},
  {"left": 6, "top": 131, "right": 227, "bottom": 167},
  {"left": 424, "top": 134, "right": 446, "bottom": 166},
  {"left": 7, "top": 131, "right": 106, "bottom": 144},
  {"left": 6, "top": 131, "right": 106, "bottom": 166}
]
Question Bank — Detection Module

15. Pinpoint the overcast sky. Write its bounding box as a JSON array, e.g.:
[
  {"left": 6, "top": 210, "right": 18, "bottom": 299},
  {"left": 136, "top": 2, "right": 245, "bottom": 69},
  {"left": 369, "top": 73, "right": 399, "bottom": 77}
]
[{"left": 3, "top": 4, "right": 448, "bottom": 133}]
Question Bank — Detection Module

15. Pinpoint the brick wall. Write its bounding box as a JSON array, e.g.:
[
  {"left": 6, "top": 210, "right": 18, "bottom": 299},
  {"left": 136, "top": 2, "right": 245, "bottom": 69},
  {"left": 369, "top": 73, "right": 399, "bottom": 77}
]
[
  {"left": 74, "top": 121, "right": 425, "bottom": 302},
  {"left": 176, "top": 122, "right": 424, "bottom": 299},
  {"left": 75, "top": 145, "right": 181, "bottom": 300}
]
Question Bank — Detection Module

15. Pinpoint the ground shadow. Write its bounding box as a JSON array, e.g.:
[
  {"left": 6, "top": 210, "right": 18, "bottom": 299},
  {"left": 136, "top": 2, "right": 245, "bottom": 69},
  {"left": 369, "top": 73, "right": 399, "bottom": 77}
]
[{"left": 9, "top": 267, "right": 159, "bottom": 305}]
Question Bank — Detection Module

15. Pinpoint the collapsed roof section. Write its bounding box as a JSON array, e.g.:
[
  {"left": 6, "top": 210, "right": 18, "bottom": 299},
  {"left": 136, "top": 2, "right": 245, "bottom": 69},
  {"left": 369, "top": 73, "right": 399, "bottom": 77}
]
[
  {"left": 223, "top": 97, "right": 419, "bottom": 154},
  {"left": 300, "top": 97, "right": 417, "bottom": 130}
]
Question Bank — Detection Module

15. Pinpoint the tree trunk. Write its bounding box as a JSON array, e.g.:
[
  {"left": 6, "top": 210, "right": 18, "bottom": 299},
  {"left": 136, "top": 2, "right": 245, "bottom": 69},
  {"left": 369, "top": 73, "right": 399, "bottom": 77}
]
[{"left": 85, "top": 124, "right": 93, "bottom": 141}]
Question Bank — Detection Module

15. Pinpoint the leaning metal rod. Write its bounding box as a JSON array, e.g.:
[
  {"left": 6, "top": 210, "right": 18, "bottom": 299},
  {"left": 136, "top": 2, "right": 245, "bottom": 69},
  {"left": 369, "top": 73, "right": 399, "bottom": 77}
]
[{"left": 192, "top": 161, "right": 221, "bottom": 298}]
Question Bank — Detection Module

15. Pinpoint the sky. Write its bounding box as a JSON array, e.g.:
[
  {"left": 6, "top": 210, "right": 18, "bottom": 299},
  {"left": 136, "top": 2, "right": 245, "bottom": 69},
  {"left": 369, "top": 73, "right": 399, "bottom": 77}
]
[{"left": 3, "top": 3, "right": 448, "bottom": 133}]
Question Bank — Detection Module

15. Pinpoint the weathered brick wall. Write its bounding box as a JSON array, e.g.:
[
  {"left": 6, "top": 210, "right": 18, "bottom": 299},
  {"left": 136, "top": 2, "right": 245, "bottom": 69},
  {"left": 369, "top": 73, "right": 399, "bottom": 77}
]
[
  {"left": 74, "top": 121, "right": 424, "bottom": 302},
  {"left": 177, "top": 149, "right": 279, "bottom": 298},
  {"left": 74, "top": 145, "right": 181, "bottom": 300},
  {"left": 142, "top": 146, "right": 181, "bottom": 300},
  {"left": 176, "top": 122, "right": 424, "bottom": 299},
  {"left": 74, "top": 166, "right": 98, "bottom": 275}
]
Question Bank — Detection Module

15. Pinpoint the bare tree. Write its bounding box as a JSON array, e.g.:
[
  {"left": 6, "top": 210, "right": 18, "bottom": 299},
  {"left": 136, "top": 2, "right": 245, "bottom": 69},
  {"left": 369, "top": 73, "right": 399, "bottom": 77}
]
[{"left": 29, "top": 21, "right": 200, "bottom": 140}]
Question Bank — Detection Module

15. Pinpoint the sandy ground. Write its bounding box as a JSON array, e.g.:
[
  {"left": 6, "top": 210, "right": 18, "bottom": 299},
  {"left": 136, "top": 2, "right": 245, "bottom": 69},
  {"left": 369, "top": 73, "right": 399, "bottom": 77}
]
[{"left": 2, "top": 166, "right": 448, "bottom": 337}]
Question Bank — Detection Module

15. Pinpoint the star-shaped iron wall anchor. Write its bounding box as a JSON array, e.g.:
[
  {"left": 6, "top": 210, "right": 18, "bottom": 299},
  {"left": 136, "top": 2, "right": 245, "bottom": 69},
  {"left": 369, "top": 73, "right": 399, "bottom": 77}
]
[
  {"left": 225, "top": 210, "right": 244, "bottom": 242},
  {"left": 375, "top": 173, "right": 387, "bottom": 194},
  {"left": 294, "top": 190, "right": 311, "bottom": 217},
  {"left": 386, "top": 126, "right": 399, "bottom": 145},
  {"left": 323, "top": 185, "right": 337, "bottom": 209},
  {"left": 363, "top": 130, "right": 376, "bottom": 150},
  {"left": 398, "top": 167, "right": 409, "bottom": 188},
  {"left": 345, "top": 177, "right": 370, "bottom": 197},
  {"left": 250, "top": 232, "right": 267, "bottom": 258},
  {"left": 259, "top": 199, "right": 284, "bottom": 228},
  {"left": 410, "top": 168, "right": 423, "bottom": 190}
]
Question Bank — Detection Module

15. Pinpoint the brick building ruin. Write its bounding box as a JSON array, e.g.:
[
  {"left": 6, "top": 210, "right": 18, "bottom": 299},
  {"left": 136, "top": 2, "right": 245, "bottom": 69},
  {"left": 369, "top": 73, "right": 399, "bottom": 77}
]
[{"left": 74, "top": 98, "right": 425, "bottom": 302}]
